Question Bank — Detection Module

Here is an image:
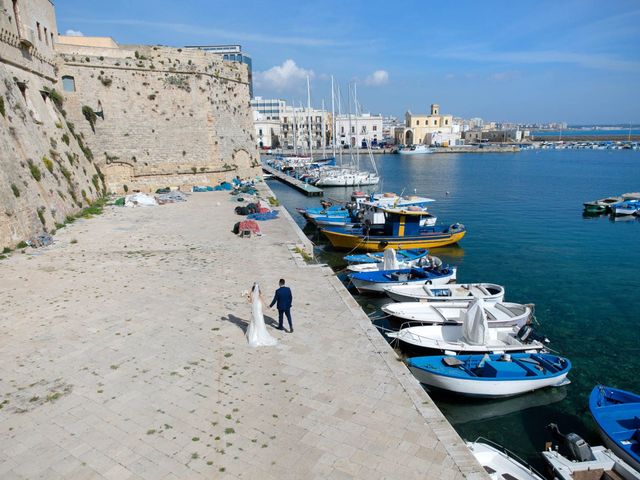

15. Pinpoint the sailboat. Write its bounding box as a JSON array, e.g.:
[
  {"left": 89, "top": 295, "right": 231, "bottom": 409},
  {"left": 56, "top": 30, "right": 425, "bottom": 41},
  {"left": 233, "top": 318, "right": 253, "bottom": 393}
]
[{"left": 315, "top": 80, "right": 380, "bottom": 187}]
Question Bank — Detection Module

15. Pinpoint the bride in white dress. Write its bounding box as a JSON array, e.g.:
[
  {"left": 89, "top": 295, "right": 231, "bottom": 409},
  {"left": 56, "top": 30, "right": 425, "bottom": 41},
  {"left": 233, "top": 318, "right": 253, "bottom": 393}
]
[{"left": 246, "top": 283, "right": 278, "bottom": 347}]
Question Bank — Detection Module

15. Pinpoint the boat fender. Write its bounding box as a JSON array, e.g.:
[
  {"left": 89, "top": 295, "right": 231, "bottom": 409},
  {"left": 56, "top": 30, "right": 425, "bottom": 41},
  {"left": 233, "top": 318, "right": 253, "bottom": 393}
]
[
  {"left": 379, "top": 240, "right": 388, "bottom": 248},
  {"left": 426, "top": 280, "right": 432, "bottom": 285},
  {"left": 516, "top": 325, "right": 533, "bottom": 343}
]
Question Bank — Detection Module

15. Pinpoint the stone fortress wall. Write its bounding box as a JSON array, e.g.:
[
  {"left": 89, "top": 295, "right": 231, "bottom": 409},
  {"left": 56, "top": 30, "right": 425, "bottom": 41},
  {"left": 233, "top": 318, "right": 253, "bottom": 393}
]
[
  {"left": 57, "top": 39, "right": 261, "bottom": 194},
  {"left": 0, "top": 0, "right": 104, "bottom": 249},
  {"left": 1, "top": 0, "right": 260, "bottom": 249}
]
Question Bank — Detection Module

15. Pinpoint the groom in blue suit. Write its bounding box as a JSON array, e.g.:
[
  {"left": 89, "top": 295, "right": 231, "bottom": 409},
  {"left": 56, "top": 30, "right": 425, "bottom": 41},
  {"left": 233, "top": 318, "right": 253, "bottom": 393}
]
[{"left": 270, "top": 279, "right": 293, "bottom": 333}]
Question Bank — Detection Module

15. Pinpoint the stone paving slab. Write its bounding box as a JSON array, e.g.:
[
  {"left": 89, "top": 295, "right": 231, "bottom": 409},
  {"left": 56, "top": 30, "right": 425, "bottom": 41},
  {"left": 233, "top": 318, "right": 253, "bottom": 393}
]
[{"left": 0, "top": 186, "right": 487, "bottom": 479}]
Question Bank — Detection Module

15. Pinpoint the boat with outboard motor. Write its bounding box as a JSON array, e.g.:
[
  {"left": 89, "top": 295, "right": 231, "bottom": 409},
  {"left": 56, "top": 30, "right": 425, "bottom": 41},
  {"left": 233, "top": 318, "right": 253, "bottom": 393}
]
[
  {"left": 383, "top": 282, "right": 505, "bottom": 303},
  {"left": 590, "top": 385, "right": 640, "bottom": 472},
  {"left": 543, "top": 423, "right": 640, "bottom": 480},
  {"left": 381, "top": 301, "right": 531, "bottom": 328},
  {"left": 321, "top": 205, "right": 465, "bottom": 252},
  {"left": 386, "top": 299, "right": 548, "bottom": 355},
  {"left": 583, "top": 196, "right": 623, "bottom": 214},
  {"left": 467, "top": 438, "right": 546, "bottom": 480},
  {"left": 407, "top": 352, "right": 570, "bottom": 398},
  {"left": 349, "top": 264, "right": 457, "bottom": 294}
]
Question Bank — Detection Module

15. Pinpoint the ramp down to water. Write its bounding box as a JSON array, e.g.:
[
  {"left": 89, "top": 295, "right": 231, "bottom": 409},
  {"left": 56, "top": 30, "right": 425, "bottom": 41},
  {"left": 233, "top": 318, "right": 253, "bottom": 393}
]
[{"left": 262, "top": 164, "right": 324, "bottom": 196}]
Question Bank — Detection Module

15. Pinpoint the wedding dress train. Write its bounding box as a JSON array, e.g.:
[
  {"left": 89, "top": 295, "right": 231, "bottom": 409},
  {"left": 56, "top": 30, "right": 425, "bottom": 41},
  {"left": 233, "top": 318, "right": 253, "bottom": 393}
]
[{"left": 246, "top": 283, "right": 278, "bottom": 347}]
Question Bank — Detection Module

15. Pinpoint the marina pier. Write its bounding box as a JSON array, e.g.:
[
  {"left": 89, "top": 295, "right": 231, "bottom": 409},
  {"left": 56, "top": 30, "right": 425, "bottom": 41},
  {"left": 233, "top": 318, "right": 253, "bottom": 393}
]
[{"left": 262, "top": 164, "right": 324, "bottom": 196}]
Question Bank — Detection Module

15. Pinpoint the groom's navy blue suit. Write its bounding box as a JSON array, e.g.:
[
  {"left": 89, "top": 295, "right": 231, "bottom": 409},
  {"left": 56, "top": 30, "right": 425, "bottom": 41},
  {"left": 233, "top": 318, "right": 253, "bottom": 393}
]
[{"left": 270, "top": 286, "right": 293, "bottom": 331}]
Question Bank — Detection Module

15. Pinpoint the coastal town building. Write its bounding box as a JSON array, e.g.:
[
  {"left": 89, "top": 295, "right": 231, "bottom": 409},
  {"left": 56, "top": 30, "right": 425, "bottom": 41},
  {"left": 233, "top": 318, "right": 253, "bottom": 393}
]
[
  {"left": 253, "top": 110, "right": 281, "bottom": 149},
  {"left": 250, "top": 96, "right": 286, "bottom": 120},
  {"left": 335, "top": 113, "right": 383, "bottom": 148},
  {"left": 397, "top": 104, "right": 462, "bottom": 146}
]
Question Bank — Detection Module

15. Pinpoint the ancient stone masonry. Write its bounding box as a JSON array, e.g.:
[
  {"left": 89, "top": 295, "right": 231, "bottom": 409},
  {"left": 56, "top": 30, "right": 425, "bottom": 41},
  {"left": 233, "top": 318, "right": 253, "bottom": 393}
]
[
  {"left": 57, "top": 43, "right": 261, "bottom": 193},
  {"left": 0, "top": 0, "right": 104, "bottom": 249}
]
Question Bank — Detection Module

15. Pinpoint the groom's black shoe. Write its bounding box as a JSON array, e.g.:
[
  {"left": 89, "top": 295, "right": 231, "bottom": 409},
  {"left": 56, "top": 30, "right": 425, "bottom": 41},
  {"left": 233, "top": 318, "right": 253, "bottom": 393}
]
[
  {"left": 288, "top": 328, "right": 294, "bottom": 333},
  {"left": 276, "top": 326, "right": 284, "bottom": 331}
]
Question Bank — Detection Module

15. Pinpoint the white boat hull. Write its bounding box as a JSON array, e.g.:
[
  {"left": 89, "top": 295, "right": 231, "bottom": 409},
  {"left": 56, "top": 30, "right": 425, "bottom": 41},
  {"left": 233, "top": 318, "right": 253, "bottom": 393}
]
[
  {"left": 468, "top": 441, "right": 545, "bottom": 480},
  {"left": 351, "top": 268, "right": 457, "bottom": 293},
  {"left": 316, "top": 173, "right": 380, "bottom": 187},
  {"left": 347, "top": 260, "right": 419, "bottom": 272},
  {"left": 389, "top": 325, "right": 545, "bottom": 355},
  {"left": 384, "top": 283, "right": 505, "bottom": 303},
  {"left": 382, "top": 301, "right": 530, "bottom": 328},
  {"left": 410, "top": 365, "right": 568, "bottom": 398},
  {"left": 614, "top": 206, "right": 638, "bottom": 216}
]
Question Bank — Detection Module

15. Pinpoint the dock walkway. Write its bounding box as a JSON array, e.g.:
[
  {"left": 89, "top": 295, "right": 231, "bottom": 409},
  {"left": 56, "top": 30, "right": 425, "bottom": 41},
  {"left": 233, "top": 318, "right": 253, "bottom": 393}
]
[
  {"left": 0, "top": 186, "right": 486, "bottom": 479},
  {"left": 262, "top": 164, "right": 323, "bottom": 196}
]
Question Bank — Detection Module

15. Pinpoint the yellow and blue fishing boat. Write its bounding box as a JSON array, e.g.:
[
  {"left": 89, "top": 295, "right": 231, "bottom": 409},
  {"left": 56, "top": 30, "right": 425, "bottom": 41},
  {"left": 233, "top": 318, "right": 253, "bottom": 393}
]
[{"left": 320, "top": 206, "right": 465, "bottom": 252}]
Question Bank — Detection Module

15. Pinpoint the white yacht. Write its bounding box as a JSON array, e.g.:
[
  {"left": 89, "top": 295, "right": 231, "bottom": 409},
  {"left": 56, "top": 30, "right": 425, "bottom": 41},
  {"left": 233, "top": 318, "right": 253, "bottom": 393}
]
[{"left": 398, "top": 144, "right": 433, "bottom": 155}]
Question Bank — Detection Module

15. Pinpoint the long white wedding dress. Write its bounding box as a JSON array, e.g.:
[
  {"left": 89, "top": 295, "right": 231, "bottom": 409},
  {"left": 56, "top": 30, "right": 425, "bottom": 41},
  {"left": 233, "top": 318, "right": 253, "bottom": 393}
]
[{"left": 246, "top": 284, "right": 278, "bottom": 347}]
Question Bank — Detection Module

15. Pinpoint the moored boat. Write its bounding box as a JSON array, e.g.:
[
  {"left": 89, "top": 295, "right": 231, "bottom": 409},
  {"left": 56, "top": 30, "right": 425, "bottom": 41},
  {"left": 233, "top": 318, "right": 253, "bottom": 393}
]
[
  {"left": 321, "top": 205, "right": 465, "bottom": 252},
  {"left": 349, "top": 265, "right": 457, "bottom": 294},
  {"left": 383, "top": 282, "right": 505, "bottom": 303},
  {"left": 583, "top": 196, "right": 622, "bottom": 214},
  {"left": 381, "top": 301, "right": 531, "bottom": 328},
  {"left": 543, "top": 423, "right": 640, "bottom": 480},
  {"left": 611, "top": 200, "right": 640, "bottom": 216},
  {"left": 398, "top": 144, "right": 433, "bottom": 155},
  {"left": 346, "top": 250, "right": 433, "bottom": 272},
  {"left": 589, "top": 385, "right": 640, "bottom": 472},
  {"left": 467, "top": 438, "right": 546, "bottom": 480},
  {"left": 407, "top": 352, "right": 570, "bottom": 398}
]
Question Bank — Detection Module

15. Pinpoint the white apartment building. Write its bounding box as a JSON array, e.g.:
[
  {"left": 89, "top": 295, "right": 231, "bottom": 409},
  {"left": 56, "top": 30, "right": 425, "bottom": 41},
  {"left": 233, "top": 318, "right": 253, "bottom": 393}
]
[
  {"left": 335, "top": 114, "right": 383, "bottom": 148},
  {"left": 253, "top": 111, "right": 281, "bottom": 149}
]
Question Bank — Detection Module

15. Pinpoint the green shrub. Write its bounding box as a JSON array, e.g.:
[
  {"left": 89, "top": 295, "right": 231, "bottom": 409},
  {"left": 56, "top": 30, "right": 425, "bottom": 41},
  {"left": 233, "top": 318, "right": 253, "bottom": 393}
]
[
  {"left": 11, "top": 183, "right": 20, "bottom": 197},
  {"left": 60, "top": 166, "right": 72, "bottom": 183},
  {"left": 37, "top": 207, "right": 46, "bottom": 226},
  {"left": 123, "top": 184, "right": 128, "bottom": 192},
  {"left": 91, "top": 174, "right": 100, "bottom": 191},
  {"left": 100, "top": 77, "right": 112, "bottom": 87},
  {"left": 42, "top": 156, "right": 54, "bottom": 173},
  {"left": 81, "top": 106, "right": 97, "bottom": 132},
  {"left": 2, "top": 247, "right": 10, "bottom": 254},
  {"left": 0, "top": 96, "right": 4, "bottom": 117},
  {"left": 28, "top": 160, "right": 42, "bottom": 181},
  {"left": 16, "top": 241, "right": 28, "bottom": 249},
  {"left": 61, "top": 133, "right": 70, "bottom": 145},
  {"left": 47, "top": 89, "right": 64, "bottom": 110}
]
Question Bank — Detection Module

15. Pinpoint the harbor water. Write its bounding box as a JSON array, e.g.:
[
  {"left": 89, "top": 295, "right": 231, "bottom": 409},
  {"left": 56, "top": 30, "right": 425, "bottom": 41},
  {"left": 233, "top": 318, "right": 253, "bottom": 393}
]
[{"left": 267, "top": 149, "right": 640, "bottom": 470}]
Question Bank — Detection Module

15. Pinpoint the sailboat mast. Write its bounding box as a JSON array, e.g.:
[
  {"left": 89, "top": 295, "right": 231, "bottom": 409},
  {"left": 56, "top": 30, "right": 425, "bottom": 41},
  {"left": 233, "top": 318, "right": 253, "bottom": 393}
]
[
  {"left": 292, "top": 100, "right": 297, "bottom": 156},
  {"left": 321, "top": 99, "right": 326, "bottom": 158},
  {"left": 337, "top": 83, "right": 343, "bottom": 166},
  {"left": 347, "top": 83, "right": 354, "bottom": 167},
  {"left": 331, "top": 75, "right": 336, "bottom": 158},
  {"left": 354, "top": 82, "right": 360, "bottom": 170},
  {"left": 307, "top": 76, "right": 313, "bottom": 160}
]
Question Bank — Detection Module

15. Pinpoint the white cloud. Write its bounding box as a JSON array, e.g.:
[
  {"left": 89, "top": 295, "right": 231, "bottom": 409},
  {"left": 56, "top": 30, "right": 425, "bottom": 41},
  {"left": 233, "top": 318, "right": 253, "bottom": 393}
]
[
  {"left": 364, "top": 70, "right": 389, "bottom": 86},
  {"left": 255, "top": 59, "right": 314, "bottom": 92},
  {"left": 64, "top": 29, "right": 84, "bottom": 37}
]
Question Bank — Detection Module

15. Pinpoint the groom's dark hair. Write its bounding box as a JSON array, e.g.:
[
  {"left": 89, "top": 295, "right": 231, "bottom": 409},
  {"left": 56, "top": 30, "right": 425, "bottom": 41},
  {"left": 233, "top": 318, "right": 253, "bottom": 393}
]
[{"left": 279, "top": 279, "right": 285, "bottom": 286}]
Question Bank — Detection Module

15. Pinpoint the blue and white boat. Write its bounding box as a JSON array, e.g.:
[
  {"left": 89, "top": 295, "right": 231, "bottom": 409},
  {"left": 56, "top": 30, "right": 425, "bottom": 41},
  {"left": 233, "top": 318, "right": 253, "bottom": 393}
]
[
  {"left": 345, "top": 248, "right": 430, "bottom": 272},
  {"left": 590, "top": 385, "right": 640, "bottom": 472},
  {"left": 611, "top": 200, "right": 640, "bottom": 216},
  {"left": 349, "top": 265, "right": 457, "bottom": 294},
  {"left": 407, "top": 353, "right": 571, "bottom": 398}
]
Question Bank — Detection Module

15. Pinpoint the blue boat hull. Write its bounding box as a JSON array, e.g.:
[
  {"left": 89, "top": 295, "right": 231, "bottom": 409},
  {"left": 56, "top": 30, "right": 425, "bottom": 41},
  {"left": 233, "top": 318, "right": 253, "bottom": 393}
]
[{"left": 590, "top": 385, "right": 640, "bottom": 472}]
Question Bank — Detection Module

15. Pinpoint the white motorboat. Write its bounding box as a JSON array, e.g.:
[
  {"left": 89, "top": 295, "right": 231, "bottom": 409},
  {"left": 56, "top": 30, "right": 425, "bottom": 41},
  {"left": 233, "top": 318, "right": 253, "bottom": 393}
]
[
  {"left": 543, "top": 424, "right": 640, "bottom": 480},
  {"left": 467, "top": 439, "right": 546, "bottom": 480},
  {"left": 398, "top": 144, "right": 433, "bottom": 155},
  {"left": 382, "top": 301, "right": 531, "bottom": 328},
  {"left": 383, "top": 282, "right": 505, "bottom": 303},
  {"left": 315, "top": 168, "right": 380, "bottom": 186},
  {"left": 387, "top": 300, "right": 547, "bottom": 355}
]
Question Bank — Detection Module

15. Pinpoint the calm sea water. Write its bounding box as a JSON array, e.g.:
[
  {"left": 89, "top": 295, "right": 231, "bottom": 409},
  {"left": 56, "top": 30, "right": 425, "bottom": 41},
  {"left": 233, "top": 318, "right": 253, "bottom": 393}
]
[
  {"left": 267, "top": 150, "right": 640, "bottom": 469},
  {"left": 531, "top": 129, "right": 640, "bottom": 137}
]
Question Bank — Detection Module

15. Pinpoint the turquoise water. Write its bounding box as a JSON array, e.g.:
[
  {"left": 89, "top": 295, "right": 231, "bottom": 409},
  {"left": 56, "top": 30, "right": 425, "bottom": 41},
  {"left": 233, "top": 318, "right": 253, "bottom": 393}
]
[{"left": 267, "top": 150, "right": 640, "bottom": 468}]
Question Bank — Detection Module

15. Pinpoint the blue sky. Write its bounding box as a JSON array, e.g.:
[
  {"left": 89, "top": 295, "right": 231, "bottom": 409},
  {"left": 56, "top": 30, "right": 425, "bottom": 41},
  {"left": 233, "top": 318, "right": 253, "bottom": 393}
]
[{"left": 56, "top": 0, "right": 640, "bottom": 124}]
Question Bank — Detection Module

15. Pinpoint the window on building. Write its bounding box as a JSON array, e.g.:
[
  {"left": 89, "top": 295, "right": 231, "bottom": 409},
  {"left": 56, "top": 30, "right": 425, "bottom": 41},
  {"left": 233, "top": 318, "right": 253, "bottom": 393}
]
[
  {"left": 373, "top": 125, "right": 377, "bottom": 131},
  {"left": 341, "top": 126, "right": 344, "bottom": 134},
  {"left": 36, "top": 22, "right": 41, "bottom": 41},
  {"left": 259, "top": 129, "right": 263, "bottom": 136},
  {"left": 62, "top": 75, "right": 76, "bottom": 92},
  {"left": 445, "top": 120, "right": 449, "bottom": 125},
  {"left": 416, "top": 120, "right": 420, "bottom": 125},
  {"left": 351, "top": 126, "right": 355, "bottom": 133},
  {"left": 434, "top": 120, "right": 437, "bottom": 125}
]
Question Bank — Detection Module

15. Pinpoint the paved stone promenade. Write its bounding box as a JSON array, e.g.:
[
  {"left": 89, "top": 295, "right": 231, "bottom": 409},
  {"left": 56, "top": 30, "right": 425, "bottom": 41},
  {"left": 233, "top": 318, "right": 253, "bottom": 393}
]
[{"left": 0, "top": 188, "right": 487, "bottom": 479}]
